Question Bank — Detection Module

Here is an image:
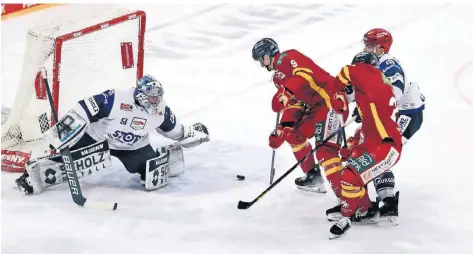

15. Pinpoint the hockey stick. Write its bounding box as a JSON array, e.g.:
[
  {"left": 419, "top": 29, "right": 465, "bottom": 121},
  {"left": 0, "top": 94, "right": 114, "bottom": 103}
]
[
  {"left": 40, "top": 68, "right": 117, "bottom": 211},
  {"left": 269, "top": 112, "right": 280, "bottom": 185},
  {"left": 340, "top": 114, "right": 348, "bottom": 148},
  {"left": 237, "top": 117, "right": 355, "bottom": 210}
]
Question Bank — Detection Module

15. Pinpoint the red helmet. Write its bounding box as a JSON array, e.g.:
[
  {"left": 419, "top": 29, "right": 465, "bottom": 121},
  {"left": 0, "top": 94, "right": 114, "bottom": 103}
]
[{"left": 363, "top": 28, "right": 393, "bottom": 53}]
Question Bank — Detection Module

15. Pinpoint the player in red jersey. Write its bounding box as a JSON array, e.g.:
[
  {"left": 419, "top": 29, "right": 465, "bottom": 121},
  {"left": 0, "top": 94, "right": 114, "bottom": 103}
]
[
  {"left": 251, "top": 38, "right": 346, "bottom": 195},
  {"left": 327, "top": 52, "right": 403, "bottom": 239}
]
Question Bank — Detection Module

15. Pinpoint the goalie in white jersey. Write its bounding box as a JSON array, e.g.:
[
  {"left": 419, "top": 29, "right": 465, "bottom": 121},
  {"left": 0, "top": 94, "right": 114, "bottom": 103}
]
[{"left": 16, "top": 75, "right": 209, "bottom": 194}]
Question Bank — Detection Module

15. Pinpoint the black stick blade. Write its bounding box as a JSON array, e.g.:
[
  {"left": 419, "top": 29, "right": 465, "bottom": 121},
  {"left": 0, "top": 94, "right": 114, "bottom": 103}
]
[{"left": 237, "top": 201, "right": 252, "bottom": 210}]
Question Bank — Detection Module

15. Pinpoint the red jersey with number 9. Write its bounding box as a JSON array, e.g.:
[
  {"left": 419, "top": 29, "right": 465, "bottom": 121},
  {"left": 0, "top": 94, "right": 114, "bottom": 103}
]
[
  {"left": 272, "top": 49, "right": 334, "bottom": 107},
  {"left": 333, "top": 63, "right": 402, "bottom": 148}
]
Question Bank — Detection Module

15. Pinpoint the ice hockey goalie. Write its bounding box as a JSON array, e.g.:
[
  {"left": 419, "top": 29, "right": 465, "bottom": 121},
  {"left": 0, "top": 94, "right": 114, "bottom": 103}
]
[{"left": 15, "top": 74, "right": 210, "bottom": 194}]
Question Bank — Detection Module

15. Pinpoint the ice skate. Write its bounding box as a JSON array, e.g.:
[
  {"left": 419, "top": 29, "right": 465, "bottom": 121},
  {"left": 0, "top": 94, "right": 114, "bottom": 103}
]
[
  {"left": 294, "top": 166, "right": 326, "bottom": 193},
  {"left": 329, "top": 216, "right": 352, "bottom": 239}
]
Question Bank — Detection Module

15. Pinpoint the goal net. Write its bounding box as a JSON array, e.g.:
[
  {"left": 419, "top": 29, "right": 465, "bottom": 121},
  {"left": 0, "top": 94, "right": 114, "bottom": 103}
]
[{"left": 1, "top": 5, "right": 146, "bottom": 172}]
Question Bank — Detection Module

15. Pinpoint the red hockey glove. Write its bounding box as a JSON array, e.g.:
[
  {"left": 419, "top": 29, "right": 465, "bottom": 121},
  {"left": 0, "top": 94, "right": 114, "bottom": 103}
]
[
  {"left": 331, "top": 92, "right": 348, "bottom": 113},
  {"left": 271, "top": 86, "right": 294, "bottom": 112},
  {"left": 331, "top": 91, "right": 349, "bottom": 120},
  {"left": 339, "top": 136, "right": 356, "bottom": 161},
  {"left": 339, "top": 128, "right": 362, "bottom": 161},
  {"left": 339, "top": 147, "right": 352, "bottom": 162},
  {"left": 269, "top": 125, "right": 292, "bottom": 149}
]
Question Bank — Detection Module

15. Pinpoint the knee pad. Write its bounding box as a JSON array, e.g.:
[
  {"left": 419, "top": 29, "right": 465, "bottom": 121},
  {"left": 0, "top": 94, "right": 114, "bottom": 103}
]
[
  {"left": 320, "top": 156, "right": 343, "bottom": 198},
  {"left": 339, "top": 168, "right": 369, "bottom": 216},
  {"left": 315, "top": 145, "right": 339, "bottom": 163},
  {"left": 340, "top": 168, "right": 365, "bottom": 199},
  {"left": 374, "top": 170, "right": 395, "bottom": 200},
  {"left": 319, "top": 156, "right": 343, "bottom": 177}
]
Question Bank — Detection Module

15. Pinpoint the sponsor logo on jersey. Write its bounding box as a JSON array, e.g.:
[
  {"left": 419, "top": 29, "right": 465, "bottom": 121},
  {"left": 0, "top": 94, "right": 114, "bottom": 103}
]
[
  {"left": 120, "top": 103, "right": 133, "bottom": 111},
  {"left": 109, "top": 131, "right": 143, "bottom": 145},
  {"left": 130, "top": 117, "right": 147, "bottom": 130},
  {"left": 360, "top": 148, "right": 399, "bottom": 184},
  {"left": 388, "top": 72, "right": 404, "bottom": 84},
  {"left": 348, "top": 152, "right": 375, "bottom": 177},
  {"left": 84, "top": 96, "right": 99, "bottom": 116},
  {"left": 397, "top": 115, "right": 411, "bottom": 134}
]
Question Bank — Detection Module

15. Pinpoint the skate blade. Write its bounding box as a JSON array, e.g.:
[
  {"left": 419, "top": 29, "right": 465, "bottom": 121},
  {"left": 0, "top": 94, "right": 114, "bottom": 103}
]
[
  {"left": 353, "top": 219, "right": 379, "bottom": 225},
  {"left": 378, "top": 216, "right": 399, "bottom": 226},
  {"left": 296, "top": 185, "right": 327, "bottom": 193},
  {"left": 329, "top": 232, "right": 347, "bottom": 240}
]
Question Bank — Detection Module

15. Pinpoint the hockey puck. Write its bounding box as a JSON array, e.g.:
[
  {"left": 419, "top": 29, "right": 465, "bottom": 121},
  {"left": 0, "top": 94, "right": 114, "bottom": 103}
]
[{"left": 236, "top": 175, "right": 245, "bottom": 181}]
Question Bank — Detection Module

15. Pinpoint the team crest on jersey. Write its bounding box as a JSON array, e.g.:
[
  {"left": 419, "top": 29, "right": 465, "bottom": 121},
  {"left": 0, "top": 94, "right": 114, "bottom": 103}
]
[
  {"left": 273, "top": 71, "right": 286, "bottom": 80},
  {"left": 130, "top": 117, "right": 147, "bottom": 130},
  {"left": 120, "top": 103, "right": 133, "bottom": 111}
]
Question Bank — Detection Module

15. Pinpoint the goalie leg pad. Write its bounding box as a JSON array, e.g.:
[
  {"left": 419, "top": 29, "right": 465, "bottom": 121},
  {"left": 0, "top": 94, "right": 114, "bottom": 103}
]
[
  {"left": 157, "top": 143, "right": 185, "bottom": 177},
  {"left": 144, "top": 148, "right": 170, "bottom": 190},
  {"left": 23, "top": 140, "right": 112, "bottom": 194}
]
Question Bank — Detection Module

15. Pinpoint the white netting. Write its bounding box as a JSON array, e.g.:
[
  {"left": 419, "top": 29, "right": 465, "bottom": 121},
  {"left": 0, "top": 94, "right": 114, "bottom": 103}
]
[{"left": 1, "top": 5, "right": 144, "bottom": 156}]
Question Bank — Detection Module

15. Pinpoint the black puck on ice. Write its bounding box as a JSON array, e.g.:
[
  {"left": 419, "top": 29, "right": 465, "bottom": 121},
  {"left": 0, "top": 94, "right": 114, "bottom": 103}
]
[{"left": 236, "top": 175, "right": 245, "bottom": 181}]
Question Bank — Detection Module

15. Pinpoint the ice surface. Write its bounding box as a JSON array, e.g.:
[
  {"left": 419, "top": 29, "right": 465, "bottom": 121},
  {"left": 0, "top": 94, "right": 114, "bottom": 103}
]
[{"left": 2, "top": 3, "right": 473, "bottom": 254}]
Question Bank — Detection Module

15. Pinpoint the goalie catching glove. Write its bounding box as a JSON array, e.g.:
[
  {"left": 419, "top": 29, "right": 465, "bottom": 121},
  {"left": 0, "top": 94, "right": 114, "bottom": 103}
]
[{"left": 177, "top": 123, "right": 210, "bottom": 148}]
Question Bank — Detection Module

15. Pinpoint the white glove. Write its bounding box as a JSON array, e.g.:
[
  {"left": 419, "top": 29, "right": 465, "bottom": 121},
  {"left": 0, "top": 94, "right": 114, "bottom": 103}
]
[{"left": 179, "top": 123, "right": 209, "bottom": 148}]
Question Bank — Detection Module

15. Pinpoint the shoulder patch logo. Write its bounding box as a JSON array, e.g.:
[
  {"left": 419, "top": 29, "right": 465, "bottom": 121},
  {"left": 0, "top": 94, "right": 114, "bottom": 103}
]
[
  {"left": 84, "top": 97, "right": 99, "bottom": 116},
  {"left": 276, "top": 52, "right": 288, "bottom": 65},
  {"left": 120, "top": 103, "right": 133, "bottom": 111}
]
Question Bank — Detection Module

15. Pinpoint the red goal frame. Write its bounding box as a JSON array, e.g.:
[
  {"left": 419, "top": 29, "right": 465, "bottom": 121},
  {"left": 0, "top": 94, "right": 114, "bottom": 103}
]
[{"left": 51, "top": 10, "right": 146, "bottom": 125}]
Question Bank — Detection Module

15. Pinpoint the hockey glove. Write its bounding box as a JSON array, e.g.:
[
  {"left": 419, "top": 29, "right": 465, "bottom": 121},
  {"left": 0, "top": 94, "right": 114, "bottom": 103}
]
[
  {"left": 331, "top": 92, "right": 349, "bottom": 121},
  {"left": 179, "top": 123, "right": 210, "bottom": 148},
  {"left": 331, "top": 92, "right": 348, "bottom": 114},
  {"left": 339, "top": 137, "right": 355, "bottom": 161},
  {"left": 271, "top": 86, "right": 294, "bottom": 113},
  {"left": 339, "top": 128, "right": 362, "bottom": 161},
  {"left": 269, "top": 124, "right": 292, "bottom": 149}
]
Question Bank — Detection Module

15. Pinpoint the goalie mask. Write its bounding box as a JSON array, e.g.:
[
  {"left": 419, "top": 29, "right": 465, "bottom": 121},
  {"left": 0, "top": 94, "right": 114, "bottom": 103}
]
[{"left": 134, "top": 74, "right": 164, "bottom": 114}]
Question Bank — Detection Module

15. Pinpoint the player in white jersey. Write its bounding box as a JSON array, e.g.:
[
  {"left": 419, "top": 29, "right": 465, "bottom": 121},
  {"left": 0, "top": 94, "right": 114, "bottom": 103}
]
[
  {"left": 15, "top": 75, "right": 209, "bottom": 194},
  {"left": 364, "top": 28, "right": 424, "bottom": 220}
]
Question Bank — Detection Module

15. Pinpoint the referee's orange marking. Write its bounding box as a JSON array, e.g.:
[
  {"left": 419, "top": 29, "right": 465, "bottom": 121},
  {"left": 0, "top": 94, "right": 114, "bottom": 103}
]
[{"left": 2, "top": 4, "right": 60, "bottom": 21}]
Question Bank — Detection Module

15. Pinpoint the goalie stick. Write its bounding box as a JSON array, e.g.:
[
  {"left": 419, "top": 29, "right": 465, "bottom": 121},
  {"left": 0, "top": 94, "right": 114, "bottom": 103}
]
[
  {"left": 40, "top": 67, "right": 117, "bottom": 210},
  {"left": 237, "top": 117, "right": 355, "bottom": 210},
  {"left": 269, "top": 112, "right": 280, "bottom": 185}
]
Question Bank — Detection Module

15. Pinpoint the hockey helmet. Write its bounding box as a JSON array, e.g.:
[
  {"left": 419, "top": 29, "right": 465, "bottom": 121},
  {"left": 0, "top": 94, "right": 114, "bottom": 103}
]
[
  {"left": 363, "top": 28, "right": 393, "bottom": 54},
  {"left": 252, "top": 38, "right": 279, "bottom": 70},
  {"left": 134, "top": 74, "right": 164, "bottom": 113},
  {"left": 352, "top": 52, "right": 379, "bottom": 66}
]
